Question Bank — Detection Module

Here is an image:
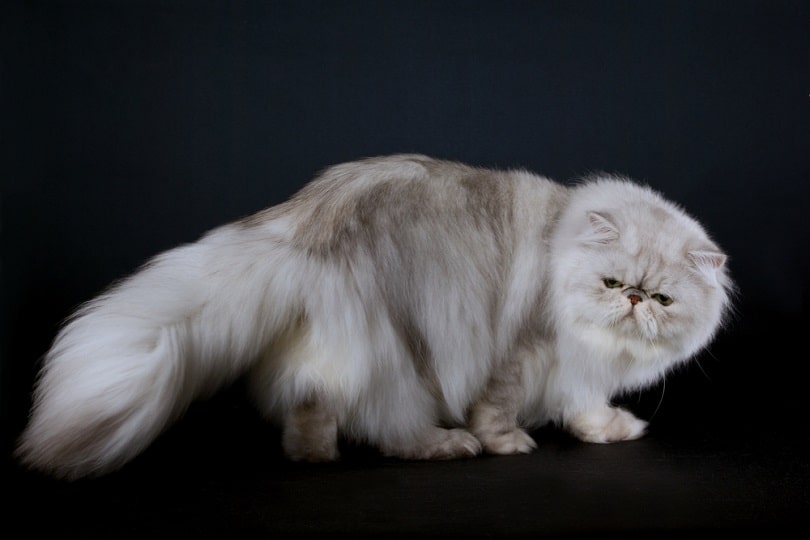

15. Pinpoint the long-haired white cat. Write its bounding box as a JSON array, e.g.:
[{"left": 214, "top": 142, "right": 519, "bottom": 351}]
[{"left": 16, "top": 154, "right": 733, "bottom": 479}]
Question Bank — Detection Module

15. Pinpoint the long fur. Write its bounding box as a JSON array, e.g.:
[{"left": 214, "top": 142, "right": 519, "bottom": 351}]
[{"left": 16, "top": 154, "right": 733, "bottom": 479}]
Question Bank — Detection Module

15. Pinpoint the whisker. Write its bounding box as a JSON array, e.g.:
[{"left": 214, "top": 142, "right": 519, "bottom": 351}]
[
  {"left": 648, "top": 378, "right": 666, "bottom": 421},
  {"left": 694, "top": 346, "right": 716, "bottom": 382}
]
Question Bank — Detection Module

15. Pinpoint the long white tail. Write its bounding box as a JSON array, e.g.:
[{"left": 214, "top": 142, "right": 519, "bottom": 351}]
[{"left": 16, "top": 223, "right": 301, "bottom": 479}]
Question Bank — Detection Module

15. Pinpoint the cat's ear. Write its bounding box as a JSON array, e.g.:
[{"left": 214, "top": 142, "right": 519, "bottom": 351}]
[
  {"left": 688, "top": 248, "right": 727, "bottom": 285},
  {"left": 582, "top": 211, "right": 620, "bottom": 244}
]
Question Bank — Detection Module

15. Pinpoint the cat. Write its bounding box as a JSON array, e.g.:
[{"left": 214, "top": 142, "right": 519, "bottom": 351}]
[{"left": 15, "top": 154, "right": 733, "bottom": 480}]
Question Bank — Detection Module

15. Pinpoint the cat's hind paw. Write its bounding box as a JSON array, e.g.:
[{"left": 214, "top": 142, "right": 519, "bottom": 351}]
[
  {"left": 426, "top": 428, "right": 483, "bottom": 459},
  {"left": 567, "top": 406, "right": 648, "bottom": 443},
  {"left": 383, "top": 427, "right": 483, "bottom": 460},
  {"left": 468, "top": 402, "right": 537, "bottom": 455},
  {"left": 478, "top": 428, "right": 538, "bottom": 455}
]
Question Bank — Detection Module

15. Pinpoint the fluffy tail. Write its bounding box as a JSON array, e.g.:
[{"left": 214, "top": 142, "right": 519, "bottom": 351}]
[{"left": 16, "top": 225, "right": 299, "bottom": 479}]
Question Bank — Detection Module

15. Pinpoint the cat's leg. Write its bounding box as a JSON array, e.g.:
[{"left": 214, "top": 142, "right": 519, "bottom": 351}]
[
  {"left": 379, "top": 426, "right": 482, "bottom": 460},
  {"left": 367, "top": 361, "right": 481, "bottom": 460},
  {"left": 565, "top": 404, "right": 648, "bottom": 443},
  {"left": 367, "top": 374, "right": 482, "bottom": 460},
  {"left": 282, "top": 395, "right": 340, "bottom": 462},
  {"left": 246, "top": 320, "right": 341, "bottom": 462},
  {"left": 467, "top": 358, "right": 537, "bottom": 455}
]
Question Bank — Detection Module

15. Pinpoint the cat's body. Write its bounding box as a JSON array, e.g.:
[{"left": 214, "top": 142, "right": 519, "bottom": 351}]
[{"left": 16, "top": 154, "right": 733, "bottom": 479}]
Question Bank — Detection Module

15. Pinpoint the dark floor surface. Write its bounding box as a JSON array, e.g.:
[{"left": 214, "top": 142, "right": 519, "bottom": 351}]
[{"left": 5, "top": 374, "right": 809, "bottom": 538}]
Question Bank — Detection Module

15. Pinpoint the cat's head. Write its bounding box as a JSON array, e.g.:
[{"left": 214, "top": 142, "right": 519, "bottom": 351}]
[{"left": 550, "top": 177, "right": 733, "bottom": 364}]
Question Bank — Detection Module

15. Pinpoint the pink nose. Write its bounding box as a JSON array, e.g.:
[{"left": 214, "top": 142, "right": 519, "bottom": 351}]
[{"left": 628, "top": 294, "right": 642, "bottom": 305}]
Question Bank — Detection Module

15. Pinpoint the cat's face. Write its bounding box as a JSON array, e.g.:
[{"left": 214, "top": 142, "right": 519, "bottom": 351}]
[
  {"left": 552, "top": 181, "right": 731, "bottom": 361},
  {"left": 578, "top": 237, "right": 724, "bottom": 350}
]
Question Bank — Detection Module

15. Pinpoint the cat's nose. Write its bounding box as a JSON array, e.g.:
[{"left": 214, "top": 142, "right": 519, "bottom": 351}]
[{"left": 624, "top": 288, "right": 645, "bottom": 305}]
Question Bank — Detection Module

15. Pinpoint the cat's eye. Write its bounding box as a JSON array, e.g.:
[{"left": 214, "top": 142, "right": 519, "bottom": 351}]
[
  {"left": 652, "top": 293, "right": 673, "bottom": 306},
  {"left": 603, "top": 278, "right": 623, "bottom": 288}
]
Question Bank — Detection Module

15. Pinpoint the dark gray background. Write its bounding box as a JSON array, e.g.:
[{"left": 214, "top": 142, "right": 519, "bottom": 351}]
[{"left": 2, "top": 0, "right": 808, "bottom": 536}]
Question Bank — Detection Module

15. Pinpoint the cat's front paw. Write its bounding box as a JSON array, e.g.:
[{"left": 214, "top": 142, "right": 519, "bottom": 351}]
[
  {"left": 566, "top": 406, "right": 647, "bottom": 443},
  {"left": 478, "top": 428, "right": 538, "bottom": 455}
]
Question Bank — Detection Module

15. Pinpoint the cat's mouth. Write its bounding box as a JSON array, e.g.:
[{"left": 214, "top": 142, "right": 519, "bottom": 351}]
[
  {"left": 614, "top": 293, "right": 660, "bottom": 341},
  {"left": 628, "top": 311, "right": 659, "bottom": 341}
]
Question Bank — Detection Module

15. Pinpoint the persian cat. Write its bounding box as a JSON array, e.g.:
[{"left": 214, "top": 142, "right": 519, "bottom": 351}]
[{"left": 16, "top": 154, "right": 733, "bottom": 479}]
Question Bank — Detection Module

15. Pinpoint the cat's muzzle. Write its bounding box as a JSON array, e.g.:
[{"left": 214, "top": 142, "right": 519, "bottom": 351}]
[{"left": 623, "top": 287, "right": 646, "bottom": 306}]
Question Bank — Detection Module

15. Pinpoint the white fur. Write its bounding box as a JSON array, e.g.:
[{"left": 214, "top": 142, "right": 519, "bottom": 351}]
[{"left": 16, "top": 156, "right": 733, "bottom": 479}]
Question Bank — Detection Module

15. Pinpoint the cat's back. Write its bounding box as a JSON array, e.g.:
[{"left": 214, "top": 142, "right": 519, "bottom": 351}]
[
  {"left": 294, "top": 153, "right": 505, "bottom": 209},
  {"left": 270, "top": 154, "right": 566, "bottom": 256}
]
